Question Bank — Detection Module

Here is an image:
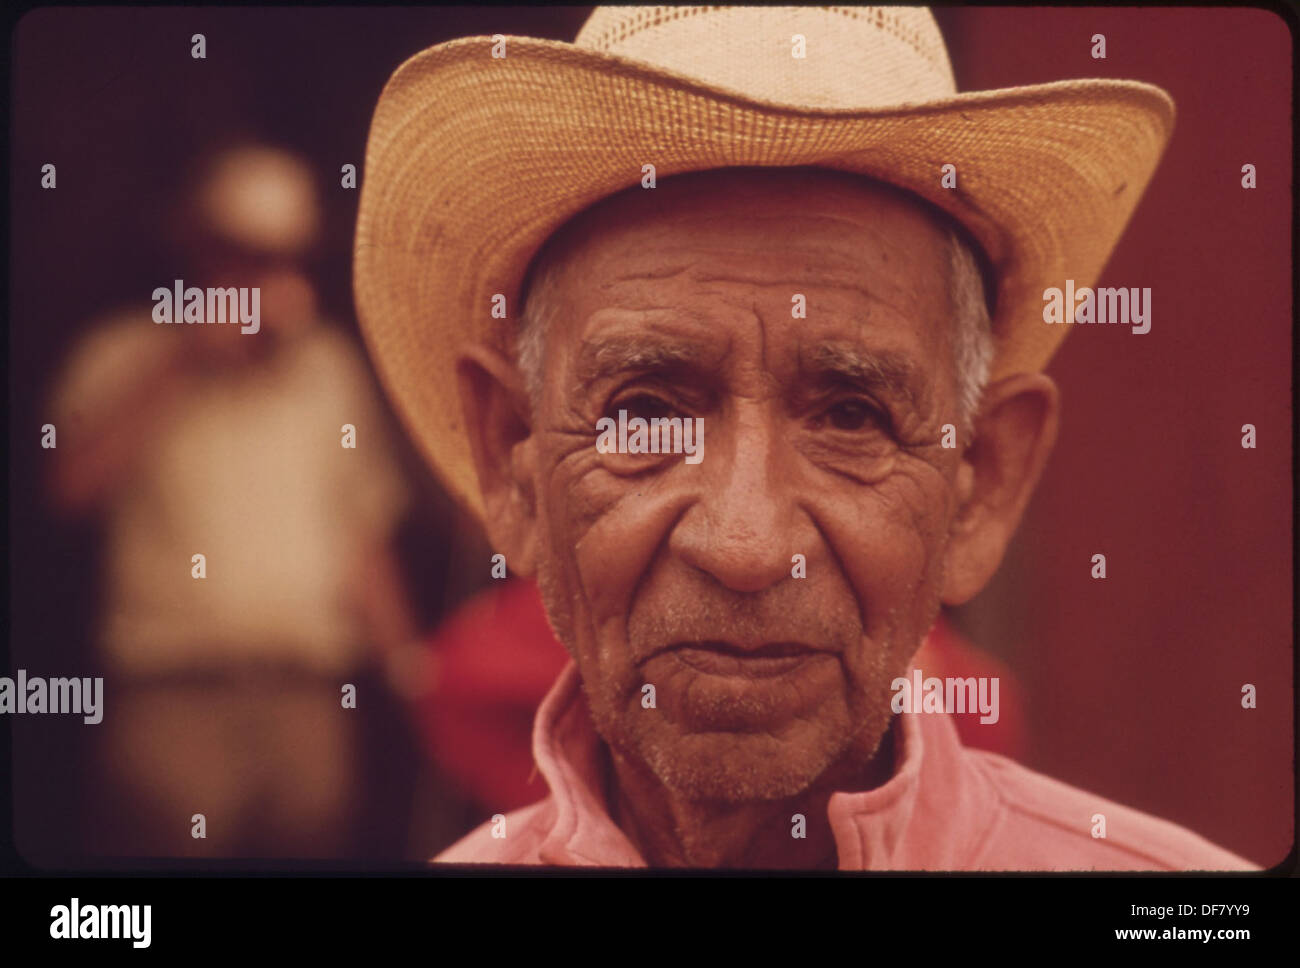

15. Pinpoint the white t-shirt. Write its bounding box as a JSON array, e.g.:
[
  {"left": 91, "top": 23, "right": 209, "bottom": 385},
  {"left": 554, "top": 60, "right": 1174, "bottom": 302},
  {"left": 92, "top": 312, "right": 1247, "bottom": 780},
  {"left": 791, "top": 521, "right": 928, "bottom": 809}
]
[{"left": 52, "top": 313, "right": 411, "bottom": 675}]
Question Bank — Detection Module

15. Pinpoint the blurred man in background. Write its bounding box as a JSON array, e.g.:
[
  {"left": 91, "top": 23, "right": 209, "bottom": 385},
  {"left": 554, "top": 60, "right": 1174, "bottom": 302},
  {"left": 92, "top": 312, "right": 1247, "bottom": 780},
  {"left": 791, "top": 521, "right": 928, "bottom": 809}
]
[{"left": 48, "top": 144, "right": 419, "bottom": 859}]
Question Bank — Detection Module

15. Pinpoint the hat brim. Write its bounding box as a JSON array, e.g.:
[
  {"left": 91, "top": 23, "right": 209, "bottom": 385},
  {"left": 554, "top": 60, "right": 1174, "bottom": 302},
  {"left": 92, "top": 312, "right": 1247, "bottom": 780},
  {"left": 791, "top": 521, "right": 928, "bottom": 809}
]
[{"left": 354, "top": 36, "right": 1175, "bottom": 521}]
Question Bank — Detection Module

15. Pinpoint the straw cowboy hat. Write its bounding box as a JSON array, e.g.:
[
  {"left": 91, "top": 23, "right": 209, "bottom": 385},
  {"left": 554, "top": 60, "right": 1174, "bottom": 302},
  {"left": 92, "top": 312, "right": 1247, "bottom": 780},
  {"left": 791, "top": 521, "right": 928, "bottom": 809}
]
[{"left": 353, "top": 5, "right": 1175, "bottom": 520}]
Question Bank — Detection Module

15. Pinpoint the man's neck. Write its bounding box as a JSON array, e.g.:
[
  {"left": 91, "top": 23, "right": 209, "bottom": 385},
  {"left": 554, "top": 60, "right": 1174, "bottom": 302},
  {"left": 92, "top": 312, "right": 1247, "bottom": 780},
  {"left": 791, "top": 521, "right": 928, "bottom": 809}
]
[{"left": 606, "top": 723, "right": 896, "bottom": 869}]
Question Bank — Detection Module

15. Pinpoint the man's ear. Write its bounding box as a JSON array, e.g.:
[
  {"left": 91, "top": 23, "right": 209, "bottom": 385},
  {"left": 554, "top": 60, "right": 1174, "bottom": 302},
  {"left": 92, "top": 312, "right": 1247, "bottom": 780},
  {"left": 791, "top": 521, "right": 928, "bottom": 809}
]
[
  {"left": 941, "top": 372, "right": 1060, "bottom": 605},
  {"left": 455, "top": 342, "right": 542, "bottom": 576}
]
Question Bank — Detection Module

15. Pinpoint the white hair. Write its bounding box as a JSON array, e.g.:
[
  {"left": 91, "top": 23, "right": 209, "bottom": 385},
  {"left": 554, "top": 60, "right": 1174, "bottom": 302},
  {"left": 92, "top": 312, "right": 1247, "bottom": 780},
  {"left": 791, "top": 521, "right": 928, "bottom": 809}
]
[
  {"left": 516, "top": 225, "right": 993, "bottom": 438},
  {"left": 944, "top": 226, "right": 995, "bottom": 436}
]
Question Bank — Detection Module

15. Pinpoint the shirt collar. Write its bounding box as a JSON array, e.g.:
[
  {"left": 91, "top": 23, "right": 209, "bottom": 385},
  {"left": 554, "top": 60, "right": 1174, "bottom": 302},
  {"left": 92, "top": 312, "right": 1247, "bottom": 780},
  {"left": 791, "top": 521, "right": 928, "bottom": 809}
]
[{"left": 530, "top": 659, "right": 933, "bottom": 869}]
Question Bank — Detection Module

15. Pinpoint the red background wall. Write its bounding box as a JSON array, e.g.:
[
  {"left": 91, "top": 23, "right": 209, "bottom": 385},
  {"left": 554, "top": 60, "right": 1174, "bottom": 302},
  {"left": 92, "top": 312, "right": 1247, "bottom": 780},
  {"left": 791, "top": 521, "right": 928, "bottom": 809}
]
[{"left": 935, "top": 6, "right": 1293, "bottom": 866}]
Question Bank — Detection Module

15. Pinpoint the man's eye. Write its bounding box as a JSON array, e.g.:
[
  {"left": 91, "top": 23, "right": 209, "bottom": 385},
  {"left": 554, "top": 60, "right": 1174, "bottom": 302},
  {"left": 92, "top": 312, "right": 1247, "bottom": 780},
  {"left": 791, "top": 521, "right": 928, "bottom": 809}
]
[
  {"left": 822, "top": 398, "right": 881, "bottom": 431},
  {"left": 609, "top": 393, "right": 679, "bottom": 422}
]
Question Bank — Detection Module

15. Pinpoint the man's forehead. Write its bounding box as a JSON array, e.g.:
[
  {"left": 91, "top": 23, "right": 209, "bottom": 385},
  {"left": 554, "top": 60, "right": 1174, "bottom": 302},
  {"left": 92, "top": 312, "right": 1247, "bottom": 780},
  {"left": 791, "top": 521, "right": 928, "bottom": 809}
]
[
  {"left": 525, "top": 169, "right": 954, "bottom": 332},
  {"left": 523, "top": 168, "right": 959, "bottom": 405},
  {"left": 545, "top": 169, "right": 951, "bottom": 278},
  {"left": 554, "top": 245, "right": 949, "bottom": 384}
]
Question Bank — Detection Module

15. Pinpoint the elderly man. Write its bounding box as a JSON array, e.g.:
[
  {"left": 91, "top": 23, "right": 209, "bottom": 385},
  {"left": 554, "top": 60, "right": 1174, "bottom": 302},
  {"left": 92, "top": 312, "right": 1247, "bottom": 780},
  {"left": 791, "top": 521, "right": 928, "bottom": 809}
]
[{"left": 354, "top": 6, "right": 1254, "bottom": 869}]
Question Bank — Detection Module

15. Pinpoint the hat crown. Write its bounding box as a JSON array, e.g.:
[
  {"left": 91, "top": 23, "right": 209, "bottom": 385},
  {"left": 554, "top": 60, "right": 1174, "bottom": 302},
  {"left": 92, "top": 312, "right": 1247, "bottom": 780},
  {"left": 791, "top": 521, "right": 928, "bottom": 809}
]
[{"left": 575, "top": 5, "right": 957, "bottom": 109}]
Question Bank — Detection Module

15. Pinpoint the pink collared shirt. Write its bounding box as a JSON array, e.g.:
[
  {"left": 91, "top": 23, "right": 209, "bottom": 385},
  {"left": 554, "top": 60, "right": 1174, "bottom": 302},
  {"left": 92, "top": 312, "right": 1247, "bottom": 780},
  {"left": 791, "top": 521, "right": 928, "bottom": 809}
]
[{"left": 435, "top": 662, "right": 1256, "bottom": 870}]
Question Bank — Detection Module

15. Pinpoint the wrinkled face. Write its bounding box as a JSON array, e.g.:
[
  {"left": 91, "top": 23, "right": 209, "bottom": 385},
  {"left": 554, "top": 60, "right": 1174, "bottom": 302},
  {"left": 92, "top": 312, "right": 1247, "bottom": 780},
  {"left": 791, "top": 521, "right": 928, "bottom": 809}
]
[{"left": 527, "top": 169, "right": 968, "bottom": 801}]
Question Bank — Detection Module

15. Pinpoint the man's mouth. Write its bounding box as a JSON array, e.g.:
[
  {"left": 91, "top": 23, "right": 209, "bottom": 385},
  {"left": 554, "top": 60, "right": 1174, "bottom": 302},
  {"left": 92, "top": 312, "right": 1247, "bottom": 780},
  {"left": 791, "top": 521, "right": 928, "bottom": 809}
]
[{"left": 652, "top": 640, "right": 831, "bottom": 678}]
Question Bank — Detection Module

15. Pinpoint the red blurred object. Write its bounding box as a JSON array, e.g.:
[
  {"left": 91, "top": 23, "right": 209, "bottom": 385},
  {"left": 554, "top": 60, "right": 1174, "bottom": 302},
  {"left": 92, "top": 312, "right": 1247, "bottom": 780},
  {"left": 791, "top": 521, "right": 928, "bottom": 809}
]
[
  {"left": 913, "top": 615, "right": 1026, "bottom": 760},
  {"left": 420, "top": 579, "right": 568, "bottom": 811},
  {"left": 420, "top": 578, "right": 1026, "bottom": 813}
]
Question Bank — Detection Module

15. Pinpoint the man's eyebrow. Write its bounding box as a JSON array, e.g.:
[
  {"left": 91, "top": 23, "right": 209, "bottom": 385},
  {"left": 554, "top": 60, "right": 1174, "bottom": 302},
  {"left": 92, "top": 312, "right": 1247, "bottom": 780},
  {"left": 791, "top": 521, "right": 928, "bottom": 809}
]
[
  {"left": 573, "top": 333, "right": 713, "bottom": 387},
  {"left": 800, "top": 342, "right": 923, "bottom": 410}
]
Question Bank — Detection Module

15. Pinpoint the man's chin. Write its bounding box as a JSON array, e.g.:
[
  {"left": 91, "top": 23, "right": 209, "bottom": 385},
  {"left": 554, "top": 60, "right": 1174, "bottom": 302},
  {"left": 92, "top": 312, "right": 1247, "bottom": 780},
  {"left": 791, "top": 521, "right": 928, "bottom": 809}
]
[
  {"left": 618, "top": 726, "right": 852, "bottom": 803},
  {"left": 590, "top": 682, "right": 898, "bottom": 803}
]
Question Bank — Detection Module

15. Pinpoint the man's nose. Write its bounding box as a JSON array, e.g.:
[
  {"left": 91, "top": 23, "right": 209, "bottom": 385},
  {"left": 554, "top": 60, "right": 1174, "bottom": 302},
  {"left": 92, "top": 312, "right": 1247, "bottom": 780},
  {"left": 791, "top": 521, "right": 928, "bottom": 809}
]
[{"left": 668, "top": 406, "right": 809, "bottom": 594}]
